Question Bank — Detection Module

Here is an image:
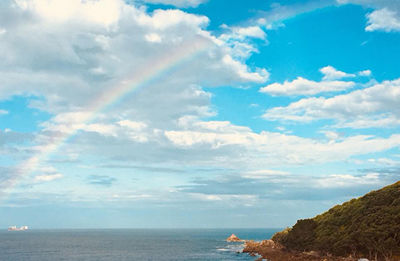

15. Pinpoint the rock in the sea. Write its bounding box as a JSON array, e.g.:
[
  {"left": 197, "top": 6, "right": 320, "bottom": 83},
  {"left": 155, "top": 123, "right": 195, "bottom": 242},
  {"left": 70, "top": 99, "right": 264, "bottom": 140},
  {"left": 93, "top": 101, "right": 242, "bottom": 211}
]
[
  {"left": 259, "top": 239, "right": 279, "bottom": 249},
  {"left": 226, "top": 234, "right": 242, "bottom": 242}
]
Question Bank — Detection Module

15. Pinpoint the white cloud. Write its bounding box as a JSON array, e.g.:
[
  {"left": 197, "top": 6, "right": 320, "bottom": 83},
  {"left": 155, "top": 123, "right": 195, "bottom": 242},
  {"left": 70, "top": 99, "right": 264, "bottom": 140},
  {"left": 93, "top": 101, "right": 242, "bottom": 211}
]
[
  {"left": 140, "top": 0, "right": 207, "bottom": 8},
  {"left": 260, "top": 66, "right": 359, "bottom": 96},
  {"left": 3, "top": 0, "right": 269, "bottom": 187},
  {"left": 260, "top": 77, "right": 354, "bottom": 96},
  {"left": 145, "top": 33, "right": 162, "bottom": 43},
  {"left": 366, "top": 8, "right": 400, "bottom": 32},
  {"left": 222, "top": 55, "right": 269, "bottom": 82},
  {"left": 136, "top": 9, "right": 209, "bottom": 29},
  {"left": 321, "top": 130, "right": 341, "bottom": 141},
  {"left": 217, "top": 25, "right": 268, "bottom": 60},
  {"left": 256, "top": 1, "right": 333, "bottom": 30},
  {"left": 164, "top": 119, "right": 400, "bottom": 166},
  {"left": 333, "top": 115, "right": 400, "bottom": 129},
  {"left": 83, "top": 124, "right": 118, "bottom": 136},
  {"left": 0, "top": 0, "right": 267, "bottom": 110},
  {"left": 234, "top": 26, "right": 267, "bottom": 40},
  {"left": 188, "top": 193, "right": 257, "bottom": 205},
  {"left": 0, "top": 109, "right": 8, "bottom": 115},
  {"left": 0, "top": 0, "right": 269, "bottom": 184},
  {"left": 320, "top": 65, "right": 355, "bottom": 80},
  {"left": 358, "top": 69, "right": 372, "bottom": 77},
  {"left": 164, "top": 130, "right": 245, "bottom": 148},
  {"left": 39, "top": 112, "right": 119, "bottom": 136},
  {"left": 368, "top": 157, "right": 400, "bottom": 166},
  {"left": 241, "top": 169, "right": 289, "bottom": 179},
  {"left": 31, "top": 112, "right": 400, "bottom": 170},
  {"left": 118, "top": 120, "right": 149, "bottom": 142},
  {"left": 263, "top": 78, "right": 400, "bottom": 127},
  {"left": 118, "top": 120, "right": 147, "bottom": 130},
  {"left": 32, "top": 166, "right": 64, "bottom": 182},
  {"left": 34, "top": 173, "right": 63, "bottom": 182},
  {"left": 315, "top": 173, "right": 379, "bottom": 188},
  {"left": 15, "top": 0, "right": 122, "bottom": 26},
  {"left": 337, "top": 1, "right": 400, "bottom": 32}
]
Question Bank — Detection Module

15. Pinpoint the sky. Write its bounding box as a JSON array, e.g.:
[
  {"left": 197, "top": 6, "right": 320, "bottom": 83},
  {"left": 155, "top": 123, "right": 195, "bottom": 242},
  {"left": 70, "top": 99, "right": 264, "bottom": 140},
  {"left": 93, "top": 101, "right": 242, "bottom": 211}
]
[{"left": 0, "top": 0, "right": 400, "bottom": 229}]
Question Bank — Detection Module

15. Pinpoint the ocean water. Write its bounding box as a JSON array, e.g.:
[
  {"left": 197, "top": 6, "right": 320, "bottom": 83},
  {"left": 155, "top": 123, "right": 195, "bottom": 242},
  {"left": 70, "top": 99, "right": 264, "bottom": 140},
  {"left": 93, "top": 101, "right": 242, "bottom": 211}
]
[{"left": 0, "top": 228, "right": 280, "bottom": 261}]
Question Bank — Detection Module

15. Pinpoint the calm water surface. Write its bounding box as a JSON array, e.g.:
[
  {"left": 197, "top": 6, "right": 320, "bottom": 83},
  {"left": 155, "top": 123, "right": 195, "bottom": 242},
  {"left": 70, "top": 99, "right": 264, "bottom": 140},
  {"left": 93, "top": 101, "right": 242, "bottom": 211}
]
[{"left": 0, "top": 228, "right": 280, "bottom": 261}]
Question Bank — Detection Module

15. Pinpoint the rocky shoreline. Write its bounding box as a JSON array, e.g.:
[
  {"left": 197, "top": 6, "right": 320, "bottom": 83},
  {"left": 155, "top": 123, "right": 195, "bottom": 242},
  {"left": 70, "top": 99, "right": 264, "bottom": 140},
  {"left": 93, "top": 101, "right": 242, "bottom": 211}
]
[
  {"left": 227, "top": 234, "right": 361, "bottom": 261},
  {"left": 241, "top": 239, "right": 361, "bottom": 261}
]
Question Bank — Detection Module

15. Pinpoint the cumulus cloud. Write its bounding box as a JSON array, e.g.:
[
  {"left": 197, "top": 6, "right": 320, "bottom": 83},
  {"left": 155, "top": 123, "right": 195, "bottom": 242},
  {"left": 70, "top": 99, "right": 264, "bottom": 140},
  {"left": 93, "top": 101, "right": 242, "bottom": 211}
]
[
  {"left": 218, "top": 25, "right": 268, "bottom": 60},
  {"left": 233, "top": 26, "right": 267, "bottom": 40},
  {"left": 0, "top": 110, "right": 8, "bottom": 115},
  {"left": 27, "top": 113, "right": 400, "bottom": 176},
  {"left": 260, "top": 77, "right": 354, "bottom": 96},
  {"left": 320, "top": 66, "right": 355, "bottom": 80},
  {"left": 366, "top": 8, "right": 400, "bottom": 32},
  {"left": 14, "top": 0, "right": 121, "bottom": 26},
  {"left": 0, "top": 0, "right": 274, "bottom": 196},
  {"left": 337, "top": 0, "right": 400, "bottom": 32},
  {"left": 263, "top": 78, "right": 400, "bottom": 128},
  {"left": 358, "top": 69, "right": 371, "bottom": 77},
  {"left": 163, "top": 119, "right": 400, "bottom": 166},
  {"left": 0, "top": 0, "right": 267, "bottom": 110},
  {"left": 260, "top": 66, "right": 355, "bottom": 96}
]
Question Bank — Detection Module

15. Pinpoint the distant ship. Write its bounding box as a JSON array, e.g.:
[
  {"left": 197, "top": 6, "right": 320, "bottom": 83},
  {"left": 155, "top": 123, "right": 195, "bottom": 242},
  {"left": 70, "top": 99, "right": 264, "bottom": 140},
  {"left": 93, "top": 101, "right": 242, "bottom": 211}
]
[{"left": 8, "top": 226, "right": 28, "bottom": 231}]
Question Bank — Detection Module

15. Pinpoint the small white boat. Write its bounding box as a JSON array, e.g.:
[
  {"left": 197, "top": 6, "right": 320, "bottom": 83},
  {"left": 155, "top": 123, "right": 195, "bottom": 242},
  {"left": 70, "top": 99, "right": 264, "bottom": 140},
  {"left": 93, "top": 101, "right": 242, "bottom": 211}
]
[{"left": 8, "top": 226, "right": 29, "bottom": 231}]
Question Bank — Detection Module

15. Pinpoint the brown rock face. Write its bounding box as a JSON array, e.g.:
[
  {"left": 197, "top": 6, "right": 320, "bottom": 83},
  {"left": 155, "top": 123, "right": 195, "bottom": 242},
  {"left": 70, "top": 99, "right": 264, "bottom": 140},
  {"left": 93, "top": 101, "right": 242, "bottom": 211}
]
[
  {"left": 226, "top": 234, "right": 242, "bottom": 242},
  {"left": 242, "top": 240, "right": 357, "bottom": 261}
]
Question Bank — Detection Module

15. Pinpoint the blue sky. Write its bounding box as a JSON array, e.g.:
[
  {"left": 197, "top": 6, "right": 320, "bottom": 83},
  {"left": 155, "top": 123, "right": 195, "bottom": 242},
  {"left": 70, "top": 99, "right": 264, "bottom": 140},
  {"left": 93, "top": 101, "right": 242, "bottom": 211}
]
[{"left": 1, "top": 0, "right": 400, "bottom": 229}]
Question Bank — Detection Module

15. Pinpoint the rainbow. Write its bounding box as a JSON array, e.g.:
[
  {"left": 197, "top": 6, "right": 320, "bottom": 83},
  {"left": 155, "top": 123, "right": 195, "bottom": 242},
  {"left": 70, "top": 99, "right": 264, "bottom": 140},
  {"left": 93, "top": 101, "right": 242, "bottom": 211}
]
[{"left": 2, "top": 37, "right": 212, "bottom": 197}]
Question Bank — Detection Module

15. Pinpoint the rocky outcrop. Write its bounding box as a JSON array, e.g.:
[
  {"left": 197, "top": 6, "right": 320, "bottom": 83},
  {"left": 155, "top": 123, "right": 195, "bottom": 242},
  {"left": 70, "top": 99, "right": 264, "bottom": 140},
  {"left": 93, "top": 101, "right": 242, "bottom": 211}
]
[
  {"left": 243, "top": 240, "right": 281, "bottom": 251},
  {"left": 242, "top": 240, "right": 359, "bottom": 261},
  {"left": 226, "top": 234, "right": 243, "bottom": 242}
]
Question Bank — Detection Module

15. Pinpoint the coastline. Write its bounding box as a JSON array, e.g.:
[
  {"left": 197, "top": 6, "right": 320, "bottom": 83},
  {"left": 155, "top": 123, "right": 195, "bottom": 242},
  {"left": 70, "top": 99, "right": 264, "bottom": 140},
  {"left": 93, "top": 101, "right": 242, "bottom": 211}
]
[{"left": 241, "top": 240, "right": 359, "bottom": 261}]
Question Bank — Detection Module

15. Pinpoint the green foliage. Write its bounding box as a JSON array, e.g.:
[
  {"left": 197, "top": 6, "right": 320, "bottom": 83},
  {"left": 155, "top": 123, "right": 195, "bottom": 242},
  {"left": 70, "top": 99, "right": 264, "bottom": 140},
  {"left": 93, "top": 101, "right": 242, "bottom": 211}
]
[
  {"left": 285, "top": 219, "right": 317, "bottom": 251},
  {"left": 275, "top": 181, "right": 400, "bottom": 260},
  {"left": 271, "top": 227, "right": 291, "bottom": 245}
]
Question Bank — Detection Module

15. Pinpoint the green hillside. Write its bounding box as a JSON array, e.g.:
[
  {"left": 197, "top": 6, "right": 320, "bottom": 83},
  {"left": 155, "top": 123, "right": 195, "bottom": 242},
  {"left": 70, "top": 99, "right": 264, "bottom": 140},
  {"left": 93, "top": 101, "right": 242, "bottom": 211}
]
[{"left": 272, "top": 181, "right": 400, "bottom": 261}]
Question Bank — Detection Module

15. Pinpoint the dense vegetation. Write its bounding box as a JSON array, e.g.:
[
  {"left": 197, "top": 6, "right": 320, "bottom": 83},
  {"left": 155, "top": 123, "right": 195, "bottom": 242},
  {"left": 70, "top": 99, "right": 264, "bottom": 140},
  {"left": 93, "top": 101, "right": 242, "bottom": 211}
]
[{"left": 272, "top": 181, "right": 400, "bottom": 261}]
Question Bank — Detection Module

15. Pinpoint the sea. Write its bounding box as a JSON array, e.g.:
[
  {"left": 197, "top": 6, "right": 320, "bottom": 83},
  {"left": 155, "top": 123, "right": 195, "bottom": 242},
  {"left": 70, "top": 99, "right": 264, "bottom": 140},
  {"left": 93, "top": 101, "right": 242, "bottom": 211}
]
[{"left": 0, "top": 228, "right": 280, "bottom": 261}]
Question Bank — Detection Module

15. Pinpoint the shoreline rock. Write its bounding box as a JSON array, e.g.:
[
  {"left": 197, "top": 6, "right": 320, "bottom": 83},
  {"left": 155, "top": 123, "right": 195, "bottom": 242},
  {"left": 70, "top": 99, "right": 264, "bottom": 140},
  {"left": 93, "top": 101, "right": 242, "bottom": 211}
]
[
  {"left": 226, "top": 234, "right": 245, "bottom": 242},
  {"left": 242, "top": 240, "right": 360, "bottom": 261}
]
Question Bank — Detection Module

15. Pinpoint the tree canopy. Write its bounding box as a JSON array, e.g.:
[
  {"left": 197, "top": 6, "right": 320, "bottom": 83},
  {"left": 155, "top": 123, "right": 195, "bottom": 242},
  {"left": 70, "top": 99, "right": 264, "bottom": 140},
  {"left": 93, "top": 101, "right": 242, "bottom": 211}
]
[{"left": 272, "top": 181, "right": 400, "bottom": 261}]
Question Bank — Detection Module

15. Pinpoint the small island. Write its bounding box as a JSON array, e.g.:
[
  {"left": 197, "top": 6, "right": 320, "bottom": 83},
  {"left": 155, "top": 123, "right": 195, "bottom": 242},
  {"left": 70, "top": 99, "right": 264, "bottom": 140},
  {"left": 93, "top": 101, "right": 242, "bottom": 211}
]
[
  {"left": 226, "top": 234, "right": 245, "bottom": 242},
  {"left": 241, "top": 181, "right": 400, "bottom": 261}
]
